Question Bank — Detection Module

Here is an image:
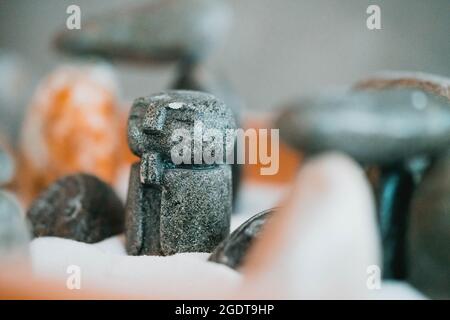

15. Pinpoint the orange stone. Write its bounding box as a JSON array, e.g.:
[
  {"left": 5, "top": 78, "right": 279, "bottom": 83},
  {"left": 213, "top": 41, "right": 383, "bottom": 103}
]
[
  {"left": 20, "top": 64, "right": 123, "bottom": 203},
  {"left": 242, "top": 117, "right": 303, "bottom": 185}
]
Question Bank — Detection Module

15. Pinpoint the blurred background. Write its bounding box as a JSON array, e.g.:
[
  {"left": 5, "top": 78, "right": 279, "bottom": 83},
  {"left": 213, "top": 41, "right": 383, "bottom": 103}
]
[{"left": 1, "top": 0, "right": 449, "bottom": 112}]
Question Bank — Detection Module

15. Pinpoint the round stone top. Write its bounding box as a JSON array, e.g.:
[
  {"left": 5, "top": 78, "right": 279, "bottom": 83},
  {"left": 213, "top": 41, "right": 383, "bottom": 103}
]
[
  {"left": 275, "top": 89, "right": 450, "bottom": 164},
  {"left": 54, "top": 0, "right": 232, "bottom": 64}
]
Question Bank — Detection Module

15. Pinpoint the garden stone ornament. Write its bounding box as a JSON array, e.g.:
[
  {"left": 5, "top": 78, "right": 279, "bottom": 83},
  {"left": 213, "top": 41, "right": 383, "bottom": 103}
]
[{"left": 126, "top": 90, "right": 236, "bottom": 256}]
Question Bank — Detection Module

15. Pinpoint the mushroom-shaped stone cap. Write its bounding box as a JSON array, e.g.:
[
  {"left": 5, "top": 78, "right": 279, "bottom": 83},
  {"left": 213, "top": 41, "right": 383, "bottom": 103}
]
[
  {"left": 128, "top": 90, "right": 237, "bottom": 161},
  {"left": 275, "top": 89, "right": 450, "bottom": 164},
  {"left": 0, "top": 146, "right": 14, "bottom": 186},
  {"left": 55, "top": 0, "right": 232, "bottom": 63}
]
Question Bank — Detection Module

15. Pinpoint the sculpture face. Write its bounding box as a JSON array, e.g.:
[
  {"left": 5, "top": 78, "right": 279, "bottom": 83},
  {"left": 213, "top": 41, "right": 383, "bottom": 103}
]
[{"left": 128, "top": 90, "right": 236, "bottom": 163}]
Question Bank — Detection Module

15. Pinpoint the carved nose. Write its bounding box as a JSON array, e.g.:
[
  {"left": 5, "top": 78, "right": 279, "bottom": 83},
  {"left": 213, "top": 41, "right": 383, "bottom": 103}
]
[
  {"left": 143, "top": 106, "right": 166, "bottom": 133},
  {"left": 140, "top": 152, "right": 163, "bottom": 185}
]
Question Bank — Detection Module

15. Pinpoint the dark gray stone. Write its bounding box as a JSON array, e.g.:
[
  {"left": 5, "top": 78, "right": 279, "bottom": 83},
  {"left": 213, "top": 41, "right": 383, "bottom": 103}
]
[
  {"left": 277, "top": 72, "right": 450, "bottom": 280},
  {"left": 126, "top": 163, "right": 231, "bottom": 255},
  {"left": 0, "top": 191, "right": 29, "bottom": 261},
  {"left": 208, "top": 208, "right": 275, "bottom": 270},
  {"left": 170, "top": 64, "right": 243, "bottom": 207},
  {"left": 276, "top": 89, "right": 450, "bottom": 165},
  {"left": 126, "top": 90, "right": 236, "bottom": 256},
  {"left": 0, "top": 146, "right": 14, "bottom": 187},
  {"left": 351, "top": 72, "right": 450, "bottom": 280},
  {"left": 27, "top": 174, "right": 125, "bottom": 243},
  {"left": 54, "top": 0, "right": 232, "bottom": 64},
  {"left": 408, "top": 153, "right": 450, "bottom": 299}
]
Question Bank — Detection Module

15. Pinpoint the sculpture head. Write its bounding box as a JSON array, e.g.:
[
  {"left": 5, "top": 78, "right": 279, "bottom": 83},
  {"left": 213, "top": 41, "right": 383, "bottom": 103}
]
[{"left": 128, "top": 90, "right": 236, "bottom": 163}]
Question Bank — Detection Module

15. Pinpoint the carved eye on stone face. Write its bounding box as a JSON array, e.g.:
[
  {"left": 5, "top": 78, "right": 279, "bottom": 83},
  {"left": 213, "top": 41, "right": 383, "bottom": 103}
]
[{"left": 143, "top": 105, "right": 167, "bottom": 133}]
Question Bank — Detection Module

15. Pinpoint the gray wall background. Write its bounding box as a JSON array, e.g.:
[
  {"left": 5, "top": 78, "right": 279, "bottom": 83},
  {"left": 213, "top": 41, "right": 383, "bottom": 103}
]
[{"left": 1, "top": 0, "right": 449, "bottom": 111}]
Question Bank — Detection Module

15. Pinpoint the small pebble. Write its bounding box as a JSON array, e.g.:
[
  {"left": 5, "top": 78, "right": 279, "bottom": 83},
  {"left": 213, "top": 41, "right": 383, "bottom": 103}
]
[
  {"left": 0, "top": 190, "right": 29, "bottom": 262},
  {"left": 27, "top": 174, "right": 125, "bottom": 243},
  {"left": 243, "top": 153, "right": 380, "bottom": 299},
  {"left": 209, "top": 208, "right": 275, "bottom": 270},
  {"left": 408, "top": 152, "right": 450, "bottom": 299},
  {"left": 54, "top": 0, "right": 232, "bottom": 63}
]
